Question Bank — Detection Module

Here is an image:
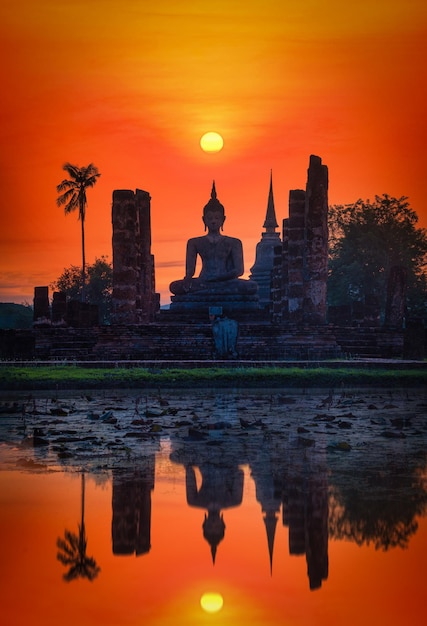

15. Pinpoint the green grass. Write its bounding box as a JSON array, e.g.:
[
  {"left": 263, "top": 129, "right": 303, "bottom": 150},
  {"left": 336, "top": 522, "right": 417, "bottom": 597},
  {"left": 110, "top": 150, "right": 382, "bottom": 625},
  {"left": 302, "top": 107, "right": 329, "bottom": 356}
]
[{"left": 0, "top": 364, "right": 425, "bottom": 390}]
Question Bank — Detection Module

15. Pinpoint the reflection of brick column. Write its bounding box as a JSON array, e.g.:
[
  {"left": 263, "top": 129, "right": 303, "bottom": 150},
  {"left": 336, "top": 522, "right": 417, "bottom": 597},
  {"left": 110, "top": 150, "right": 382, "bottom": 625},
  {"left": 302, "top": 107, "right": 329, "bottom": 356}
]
[
  {"left": 112, "top": 466, "right": 155, "bottom": 556},
  {"left": 305, "top": 474, "right": 329, "bottom": 590},
  {"left": 287, "top": 485, "right": 306, "bottom": 555},
  {"left": 303, "top": 155, "right": 329, "bottom": 324},
  {"left": 282, "top": 443, "right": 329, "bottom": 590},
  {"left": 112, "top": 189, "right": 159, "bottom": 324}
]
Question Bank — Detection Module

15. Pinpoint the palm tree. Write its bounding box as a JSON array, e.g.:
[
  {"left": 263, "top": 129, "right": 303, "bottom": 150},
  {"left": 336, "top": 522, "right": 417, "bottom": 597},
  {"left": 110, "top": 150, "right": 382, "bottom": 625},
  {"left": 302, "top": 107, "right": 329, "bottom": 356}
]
[
  {"left": 56, "top": 163, "right": 101, "bottom": 301},
  {"left": 56, "top": 473, "right": 100, "bottom": 582}
]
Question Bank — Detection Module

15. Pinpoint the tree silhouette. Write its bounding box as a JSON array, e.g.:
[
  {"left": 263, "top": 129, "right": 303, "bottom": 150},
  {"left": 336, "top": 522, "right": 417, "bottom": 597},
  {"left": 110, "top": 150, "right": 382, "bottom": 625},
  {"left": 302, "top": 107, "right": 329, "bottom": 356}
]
[
  {"left": 56, "top": 473, "right": 100, "bottom": 582},
  {"left": 51, "top": 257, "right": 112, "bottom": 323},
  {"left": 328, "top": 194, "right": 427, "bottom": 317},
  {"left": 56, "top": 163, "right": 101, "bottom": 302},
  {"left": 328, "top": 455, "right": 427, "bottom": 551}
]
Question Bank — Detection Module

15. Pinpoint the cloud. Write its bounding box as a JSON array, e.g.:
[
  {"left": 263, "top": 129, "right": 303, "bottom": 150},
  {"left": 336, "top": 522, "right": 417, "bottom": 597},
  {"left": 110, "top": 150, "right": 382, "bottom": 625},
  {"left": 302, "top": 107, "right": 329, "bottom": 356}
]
[{"left": 155, "top": 260, "right": 183, "bottom": 269}]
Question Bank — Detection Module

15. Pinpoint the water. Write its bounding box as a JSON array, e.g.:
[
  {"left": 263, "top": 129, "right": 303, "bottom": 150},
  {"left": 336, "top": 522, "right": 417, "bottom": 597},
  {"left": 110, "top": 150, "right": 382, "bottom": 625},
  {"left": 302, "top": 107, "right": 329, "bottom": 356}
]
[{"left": 0, "top": 387, "right": 426, "bottom": 625}]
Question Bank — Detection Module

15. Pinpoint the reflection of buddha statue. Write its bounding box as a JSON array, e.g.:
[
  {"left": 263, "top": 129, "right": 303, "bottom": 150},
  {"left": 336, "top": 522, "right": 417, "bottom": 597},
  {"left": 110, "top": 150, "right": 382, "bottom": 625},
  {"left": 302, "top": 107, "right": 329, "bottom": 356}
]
[
  {"left": 169, "top": 182, "right": 259, "bottom": 312},
  {"left": 185, "top": 463, "right": 244, "bottom": 563}
]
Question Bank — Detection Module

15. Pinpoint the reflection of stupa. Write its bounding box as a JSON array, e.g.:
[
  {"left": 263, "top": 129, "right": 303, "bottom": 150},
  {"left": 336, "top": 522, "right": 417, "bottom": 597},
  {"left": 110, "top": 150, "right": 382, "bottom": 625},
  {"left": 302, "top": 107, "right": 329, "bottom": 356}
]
[
  {"left": 248, "top": 432, "right": 329, "bottom": 589},
  {"left": 249, "top": 446, "right": 282, "bottom": 574},
  {"left": 263, "top": 509, "right": 280, "bottom": 574}
]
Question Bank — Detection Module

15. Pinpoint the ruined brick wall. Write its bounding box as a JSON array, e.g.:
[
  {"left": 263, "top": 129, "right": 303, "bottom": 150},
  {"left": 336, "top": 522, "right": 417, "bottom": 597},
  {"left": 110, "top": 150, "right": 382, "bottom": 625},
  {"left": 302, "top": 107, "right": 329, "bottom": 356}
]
[
  {"left": 111, "top": 189, "right": 159, "bottom": 324},
  {"left": 272, "top": 155, "right": 328, "bottom": 325}
]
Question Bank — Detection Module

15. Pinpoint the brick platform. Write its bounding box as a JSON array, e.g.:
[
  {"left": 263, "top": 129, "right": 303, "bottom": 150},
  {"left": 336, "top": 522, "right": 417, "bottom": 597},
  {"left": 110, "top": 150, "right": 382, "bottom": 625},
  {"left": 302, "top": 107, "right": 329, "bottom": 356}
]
[{"left": 0, "top": 322, "right": 406, "bottom": 361}]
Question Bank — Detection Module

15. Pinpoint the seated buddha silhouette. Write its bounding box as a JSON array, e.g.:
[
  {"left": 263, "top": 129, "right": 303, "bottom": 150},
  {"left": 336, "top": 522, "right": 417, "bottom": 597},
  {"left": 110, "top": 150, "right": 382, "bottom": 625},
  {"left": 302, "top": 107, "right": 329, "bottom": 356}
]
[{"left": 169, "top": 182, "right": 257, "bottom": 300}]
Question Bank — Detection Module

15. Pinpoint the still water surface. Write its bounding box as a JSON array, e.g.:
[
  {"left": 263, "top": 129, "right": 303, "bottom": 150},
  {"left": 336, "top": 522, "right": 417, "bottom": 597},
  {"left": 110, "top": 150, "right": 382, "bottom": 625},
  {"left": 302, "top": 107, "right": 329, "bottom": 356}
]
[{"left": 0, "top": 388, "right": 426, "bottom": 626}]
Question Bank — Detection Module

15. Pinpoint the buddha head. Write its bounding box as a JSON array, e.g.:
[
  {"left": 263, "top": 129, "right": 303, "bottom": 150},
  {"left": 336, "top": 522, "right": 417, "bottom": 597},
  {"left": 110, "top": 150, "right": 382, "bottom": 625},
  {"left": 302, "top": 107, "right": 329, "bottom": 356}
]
[
  {"left": 203, "top": 181, "right": 226, "bottom": 232},
  {"left": 203, "top": 510, "right": 226, "bottom": 563}
]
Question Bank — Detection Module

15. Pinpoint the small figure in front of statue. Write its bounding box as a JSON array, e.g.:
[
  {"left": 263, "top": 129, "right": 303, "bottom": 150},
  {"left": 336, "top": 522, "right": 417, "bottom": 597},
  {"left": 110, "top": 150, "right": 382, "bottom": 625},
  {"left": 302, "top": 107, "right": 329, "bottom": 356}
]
[{"left": 212, "top": 315, "right": 239, "bottom": 359}]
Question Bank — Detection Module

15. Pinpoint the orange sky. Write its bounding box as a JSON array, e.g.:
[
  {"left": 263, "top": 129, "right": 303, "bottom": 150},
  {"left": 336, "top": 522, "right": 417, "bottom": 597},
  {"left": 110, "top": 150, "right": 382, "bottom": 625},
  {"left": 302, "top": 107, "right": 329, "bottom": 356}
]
[{"left": 1, "top": 0, "right": 426, "bottom": 305}]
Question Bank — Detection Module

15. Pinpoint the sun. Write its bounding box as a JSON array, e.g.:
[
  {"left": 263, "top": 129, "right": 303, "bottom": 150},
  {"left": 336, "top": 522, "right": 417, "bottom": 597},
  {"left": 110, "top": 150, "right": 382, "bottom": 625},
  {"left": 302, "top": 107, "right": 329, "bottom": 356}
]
[
  {"left": 200, "top": 132, "right": 224, "bottom": 153},
  {"left": 200, "top": 592, "right": 224, "bottom": 613}
]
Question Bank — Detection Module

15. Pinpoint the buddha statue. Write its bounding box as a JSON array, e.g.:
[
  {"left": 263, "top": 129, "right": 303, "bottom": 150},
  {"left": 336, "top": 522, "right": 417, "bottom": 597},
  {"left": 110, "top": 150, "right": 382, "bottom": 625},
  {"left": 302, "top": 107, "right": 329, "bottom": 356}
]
[{"left": 169, "top": 182, "right": 258, "bottom": 312}]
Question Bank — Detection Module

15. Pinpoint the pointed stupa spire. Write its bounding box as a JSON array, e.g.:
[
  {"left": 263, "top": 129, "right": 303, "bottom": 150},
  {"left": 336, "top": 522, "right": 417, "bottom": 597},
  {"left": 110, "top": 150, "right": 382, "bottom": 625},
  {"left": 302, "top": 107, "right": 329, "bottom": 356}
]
[
  {"left": 249, "top": 170, "right": 281, "bottom": 306},
  {"left": 263, "top": 170, "right": 278, "bottom": 232},
  {"left": 263, "top": 510, "right": 279, "bottom": 575}
]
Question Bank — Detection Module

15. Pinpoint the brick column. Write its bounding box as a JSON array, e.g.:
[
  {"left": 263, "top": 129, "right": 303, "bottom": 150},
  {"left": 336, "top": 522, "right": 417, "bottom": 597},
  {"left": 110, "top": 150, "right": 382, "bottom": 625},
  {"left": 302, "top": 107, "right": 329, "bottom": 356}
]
[
  {"left": 303, "top": 155, "right": 329, "bottom": 325},
  {"left": 33, "top": 286, "right": 50, "bottom": 322},
  {"left": 112, "top": 189, "right": 159, "bottom": 324},
  {"left": 287, "top": 189, "right": 306, "bottom": 323}
]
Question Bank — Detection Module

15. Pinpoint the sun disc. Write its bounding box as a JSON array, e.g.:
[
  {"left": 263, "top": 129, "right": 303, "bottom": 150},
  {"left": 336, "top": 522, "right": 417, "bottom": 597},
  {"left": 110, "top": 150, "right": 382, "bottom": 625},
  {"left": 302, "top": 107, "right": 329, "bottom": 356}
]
[
  {"left": 200, "top": 592, "right": 224, "bottom": 613},
  {"left": 200, "top": 132, "right": 224, "bottom": 153}
]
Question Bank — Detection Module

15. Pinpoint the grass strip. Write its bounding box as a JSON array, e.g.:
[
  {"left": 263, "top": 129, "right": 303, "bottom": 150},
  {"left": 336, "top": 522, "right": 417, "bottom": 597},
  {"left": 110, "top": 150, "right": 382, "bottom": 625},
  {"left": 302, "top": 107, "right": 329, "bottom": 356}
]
[{"left": 0, "top": 365, "right": 425, "bottom": 390}]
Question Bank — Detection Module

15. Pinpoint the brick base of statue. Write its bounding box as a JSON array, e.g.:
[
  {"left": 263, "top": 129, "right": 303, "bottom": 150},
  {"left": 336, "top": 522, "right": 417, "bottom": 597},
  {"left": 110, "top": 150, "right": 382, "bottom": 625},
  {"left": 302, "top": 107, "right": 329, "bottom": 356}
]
[{"left": 170, "top": 292, "right": 260, "bottom": 312}]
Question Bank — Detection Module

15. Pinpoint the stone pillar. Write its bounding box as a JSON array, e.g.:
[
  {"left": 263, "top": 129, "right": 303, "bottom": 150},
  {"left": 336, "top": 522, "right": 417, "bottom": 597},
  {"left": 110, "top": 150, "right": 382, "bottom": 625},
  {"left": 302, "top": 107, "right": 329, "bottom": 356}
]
[
  {"left": 287, "top": 189, "right": 306, "bottom": 323},
  {"left": 33, "top": 286, "right": 50, "bottom": 323},
  {"left": 66, "top": 300, "right": 99, "bottom": 327},
  {"left": 135, "top": 189, "right": 158, "bottom": 321},
  {"left": 271, "top": 219, "right": 289, "bottom": 323},
  {"left": 112, "top": 189, "right": 159, "bottom": 324},
  {"left": 271, "top": 155, "right": 329, "bottom": 326},
  {"left": 384, "top": 265, "right": 407, "bottom": 329},
  {"left": 51, "top": 291, "right": 67, "bottom": 324},
  {"left": 303, "top": 155, "right": 329, "bottom": 325},
  {"left": 112, "top": 190, "right": 140, "bottom": 324}
]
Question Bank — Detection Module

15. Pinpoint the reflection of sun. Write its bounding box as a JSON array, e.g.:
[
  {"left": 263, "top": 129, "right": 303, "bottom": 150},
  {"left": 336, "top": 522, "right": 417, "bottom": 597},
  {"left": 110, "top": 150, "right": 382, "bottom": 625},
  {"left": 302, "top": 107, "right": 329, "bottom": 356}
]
[
  {"left": 200, "top": 132, "right": 224, "bottom": 153},
  {"left": 200, "top": 592, "right": 224, "bottom": 613}
]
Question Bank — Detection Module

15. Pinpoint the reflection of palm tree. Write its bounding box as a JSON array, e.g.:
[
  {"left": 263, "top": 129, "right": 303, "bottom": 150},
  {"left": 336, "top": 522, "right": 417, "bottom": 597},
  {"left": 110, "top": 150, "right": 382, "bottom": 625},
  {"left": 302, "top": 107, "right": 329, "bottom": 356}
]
[{"left": 56, "top": 473, "right": 100, "bottom": 582}]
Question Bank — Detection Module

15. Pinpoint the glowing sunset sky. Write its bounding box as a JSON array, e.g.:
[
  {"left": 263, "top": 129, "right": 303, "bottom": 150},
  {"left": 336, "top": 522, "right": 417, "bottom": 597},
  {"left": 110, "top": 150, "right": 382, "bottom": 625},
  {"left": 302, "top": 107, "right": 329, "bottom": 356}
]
[{"left": 1, "top": 0, "right": 426, "bottom": 305}]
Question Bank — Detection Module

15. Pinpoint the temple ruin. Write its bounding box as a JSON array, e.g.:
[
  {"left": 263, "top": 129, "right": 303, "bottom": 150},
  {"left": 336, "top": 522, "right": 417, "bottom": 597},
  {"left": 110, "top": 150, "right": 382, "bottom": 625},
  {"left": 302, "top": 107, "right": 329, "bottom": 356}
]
[{"left": 2, "top": 154, "right": 417, "bottom": 360}]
